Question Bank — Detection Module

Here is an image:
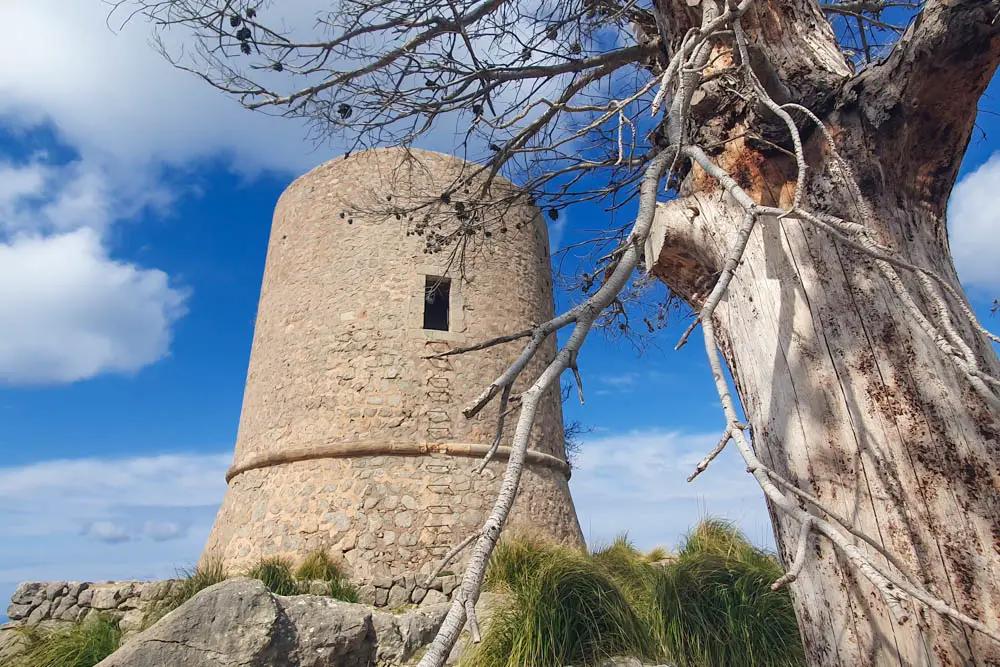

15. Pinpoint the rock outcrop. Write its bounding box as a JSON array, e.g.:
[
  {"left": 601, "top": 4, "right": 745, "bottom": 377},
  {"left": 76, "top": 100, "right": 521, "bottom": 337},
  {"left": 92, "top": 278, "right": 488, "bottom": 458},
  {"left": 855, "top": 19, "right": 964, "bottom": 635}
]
[{"left": 95, "top": 578, "right": 454, "bottom": 667}]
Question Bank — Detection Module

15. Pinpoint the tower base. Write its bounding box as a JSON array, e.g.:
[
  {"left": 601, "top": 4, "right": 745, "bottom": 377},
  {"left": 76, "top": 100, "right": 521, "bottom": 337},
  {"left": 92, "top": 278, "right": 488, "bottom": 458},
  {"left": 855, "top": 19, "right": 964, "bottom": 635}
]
[{"left": 202, "top": 448, "right": 583, "bottom": 581}]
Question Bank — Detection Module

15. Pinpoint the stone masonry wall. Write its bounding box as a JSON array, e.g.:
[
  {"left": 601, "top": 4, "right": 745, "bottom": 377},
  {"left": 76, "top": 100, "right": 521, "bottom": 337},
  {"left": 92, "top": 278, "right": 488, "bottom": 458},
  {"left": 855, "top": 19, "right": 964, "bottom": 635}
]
[
  {"left": 201, "top": 147, "right": 584, "bottom": 579},
  {"left": 4, "top": 580, "right": 178, "bottom": 636},
  {"left": 207, "top": 454, "right": 578, "bottom": 583},
  {"left": 4, "top": 572, "right": 461, "bottom": 634}
]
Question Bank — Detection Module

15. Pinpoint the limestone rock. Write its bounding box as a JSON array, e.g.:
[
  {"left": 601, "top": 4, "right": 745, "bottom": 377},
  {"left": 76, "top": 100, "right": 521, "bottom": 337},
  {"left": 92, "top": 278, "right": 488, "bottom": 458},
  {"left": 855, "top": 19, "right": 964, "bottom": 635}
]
[
  {"left": 96, "top": 579, "right": 284, "bottom": 667},
  {"left": 95, "top": 578, "right": 452, "bottom": 667},
  {"left": 420, "top": 589, "right": 448, "bottom": 606},
  {"left": 26, "top": 600, "right": 51, "bottom": 624},
  {"left": 6, "top": 602, "right": 31, "bottom": 621},
  {"left": 11, "top": 582, "right": 42, "bottom": 605},
  {"left": 89, "top": 587, "right": 119, "bottom": 611},
  {"left": 371, "top": 603, "right": 449, "bottom": 666},
  {"left": 0, "top": 623, "right": 27, "bottom": 664},
  {"left": 439, "top": 574, "right": 459, "bottom": 597},
  {"left": 386, "top": 584, "right": 410, "bottom": 608}
]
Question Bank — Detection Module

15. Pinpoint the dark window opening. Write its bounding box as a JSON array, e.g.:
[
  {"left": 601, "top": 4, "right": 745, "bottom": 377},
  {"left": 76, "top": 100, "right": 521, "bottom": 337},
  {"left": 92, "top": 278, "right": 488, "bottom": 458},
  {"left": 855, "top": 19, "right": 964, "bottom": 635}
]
[{"left": 423, "top": 277, "right": 451, "bottom": 331}]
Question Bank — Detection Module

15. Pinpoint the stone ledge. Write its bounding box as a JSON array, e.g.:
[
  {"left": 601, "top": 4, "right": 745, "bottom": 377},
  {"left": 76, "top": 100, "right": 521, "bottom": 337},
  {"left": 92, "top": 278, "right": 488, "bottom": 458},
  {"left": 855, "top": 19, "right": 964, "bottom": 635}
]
[{"left": 226, "top": 440, "right": 571, "bottom": 483}]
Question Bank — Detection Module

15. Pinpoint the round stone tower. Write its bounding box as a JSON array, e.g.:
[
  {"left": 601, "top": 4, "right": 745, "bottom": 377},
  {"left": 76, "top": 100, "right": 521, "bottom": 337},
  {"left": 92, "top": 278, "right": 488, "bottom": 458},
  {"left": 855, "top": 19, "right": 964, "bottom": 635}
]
[{"left": 201, "top": 147, "right": 583, "bottom": 583}]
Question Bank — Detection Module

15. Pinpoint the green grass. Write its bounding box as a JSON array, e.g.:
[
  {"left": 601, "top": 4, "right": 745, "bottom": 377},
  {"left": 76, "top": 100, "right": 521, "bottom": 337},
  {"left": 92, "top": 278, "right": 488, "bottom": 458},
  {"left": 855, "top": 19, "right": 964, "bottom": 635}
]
[
  {"left": 142, "top": 550, "right": 358, "bottom": 629},
  {"left": 9, "top": 613, "right": 122, "bottom": 667},
  {"left": 463, "top": 518, "right": 805, "bottom": 667},
  {"left": 646, "top": 547, "right": 669, "bottom": 562},
  {"left": 246, "top": 556, "right": 300, "bottom": 596},
  {"left": 473, "top": 537, "right": 655, "bottom": 667},
  {"left": 295, "top": 550, "right": 359, "bottom": 603},
  {"left": 142, "top": 558, "right": 228, "bottom": 628},
  {"left": 655, "top": 519, "right": 804, "bottom": 667}
]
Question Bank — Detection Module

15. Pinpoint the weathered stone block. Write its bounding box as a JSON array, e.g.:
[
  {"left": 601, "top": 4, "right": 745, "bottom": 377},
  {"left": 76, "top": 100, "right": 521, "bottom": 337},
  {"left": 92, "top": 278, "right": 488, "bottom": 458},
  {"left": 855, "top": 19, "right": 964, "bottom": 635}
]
[
  {"left": 420, "top": 589, "right": 448, "bottom": 606},
  {"left": 356, "top": 584, "right": 377, "bottom": 606},
  {"left": 44, "top": 582, "right": 67, "bottom": 601},
  {"left": 386, "top": 584, "right": 410, "bottom": 608},
  {"left": 89, "top": 587, "right": 119, "bottom": 610},
  {"left": 440, "top": 575, "right": 459, "bottom": 597},
  {"left": 26, "top": 600, "right": 51, "bottom": 624},
  {"left": 6, "top": 603, "right": 31, "bottom": 621},
  {"left": 11, "top": 583, "right": 42, "bottom": 606}
]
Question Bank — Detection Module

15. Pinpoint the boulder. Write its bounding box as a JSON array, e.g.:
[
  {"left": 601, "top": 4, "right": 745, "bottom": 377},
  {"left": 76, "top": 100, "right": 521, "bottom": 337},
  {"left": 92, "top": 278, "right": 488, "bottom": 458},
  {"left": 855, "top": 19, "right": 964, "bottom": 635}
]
[
  {"left": 0, "top": 623, "right": 27, "bottom": 664},
  {"left": 95, "top": 578, "right": 452, "bottom": 667},
  {"left": 371, "top": 603, "right": 450, "bottom": 666}
]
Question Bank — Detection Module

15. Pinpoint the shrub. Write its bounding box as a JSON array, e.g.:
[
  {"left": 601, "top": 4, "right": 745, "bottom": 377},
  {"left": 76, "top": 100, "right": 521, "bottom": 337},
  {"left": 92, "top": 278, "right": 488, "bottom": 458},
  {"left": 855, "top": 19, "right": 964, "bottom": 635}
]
[
  {"left": 465, "top": 518, "right": 805, "bottom": 667},
  {"left": 653, "top": 519, "right": 804, "bottom": 667},
  {"left": 295, "top": 550, "right": 359, "bottom": 603},
  {"left": 469, "top": 536, "right": 657, "bottom": 667},
  {"left": 143, "top": 551, "right": 360, "bottom": 630},
  {"left": 142, "top": 558, "right": 228, "bottom": 628},
  {"left": 246, "top": 556, "right": 299, "bottom": 596},
  {"left": 10, "top": 613, "right": 122, "bottom": 667}
]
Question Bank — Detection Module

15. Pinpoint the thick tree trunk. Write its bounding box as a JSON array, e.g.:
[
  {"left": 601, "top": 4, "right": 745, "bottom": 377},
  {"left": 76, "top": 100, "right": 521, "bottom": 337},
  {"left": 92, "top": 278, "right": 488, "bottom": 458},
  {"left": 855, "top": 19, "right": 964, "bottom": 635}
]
[
  {"left": 650, "top": 179, "right": 1000, "bottom": 665},
  {"left": 642, "top": 0, "right": 1000, "bottom": 662}
]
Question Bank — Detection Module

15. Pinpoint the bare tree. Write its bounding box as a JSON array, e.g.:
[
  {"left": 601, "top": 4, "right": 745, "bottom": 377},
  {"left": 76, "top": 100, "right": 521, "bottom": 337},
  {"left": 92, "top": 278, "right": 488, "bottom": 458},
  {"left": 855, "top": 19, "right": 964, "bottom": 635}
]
[{"left": 112, "top": 0, "right": 1000, "bottom": 663}]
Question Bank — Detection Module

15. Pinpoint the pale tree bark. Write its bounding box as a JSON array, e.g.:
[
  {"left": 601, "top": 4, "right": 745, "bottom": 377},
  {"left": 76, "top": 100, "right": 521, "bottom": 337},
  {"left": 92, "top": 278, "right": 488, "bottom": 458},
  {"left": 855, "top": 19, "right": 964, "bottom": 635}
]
[{"left": 647, "top": 0, "right": 1000, "bottom": 662}]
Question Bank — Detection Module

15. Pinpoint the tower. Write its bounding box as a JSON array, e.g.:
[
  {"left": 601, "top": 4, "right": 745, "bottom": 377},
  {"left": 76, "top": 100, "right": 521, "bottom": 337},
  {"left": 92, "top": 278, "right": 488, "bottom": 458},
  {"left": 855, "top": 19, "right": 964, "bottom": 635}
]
[{"left": 201, "top": 147, "right": 583, "bottom": 582}]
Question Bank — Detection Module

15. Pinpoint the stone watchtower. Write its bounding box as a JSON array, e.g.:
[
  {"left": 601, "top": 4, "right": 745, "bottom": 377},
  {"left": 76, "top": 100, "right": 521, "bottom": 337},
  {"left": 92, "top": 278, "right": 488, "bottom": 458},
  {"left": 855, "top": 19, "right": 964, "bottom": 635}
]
[{"left": 201, "top": 147, "right": 583, "bottom": 583}]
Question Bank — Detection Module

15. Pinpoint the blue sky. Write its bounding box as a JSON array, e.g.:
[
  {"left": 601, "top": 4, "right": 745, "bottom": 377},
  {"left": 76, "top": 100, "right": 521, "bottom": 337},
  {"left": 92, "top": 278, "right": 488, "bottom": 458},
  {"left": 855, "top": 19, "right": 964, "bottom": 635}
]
[{"left": 0, "top": 1, "right": 998, "bottom": 617}]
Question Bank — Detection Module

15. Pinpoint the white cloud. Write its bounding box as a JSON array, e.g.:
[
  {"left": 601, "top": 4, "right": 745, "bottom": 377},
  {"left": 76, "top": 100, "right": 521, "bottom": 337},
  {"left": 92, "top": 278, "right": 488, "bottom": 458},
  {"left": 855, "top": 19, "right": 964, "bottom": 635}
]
[
  {"left": 0, "top": 2, "right": 330, "bottom": 175},
  {"left": 0, "top": 452, "right": 231, "bottom": 616},
  {"left": 600, "top": 372, "right": 640, "bottom": 388},
  {"left": 569, "top": 429, "right": 775, "bottom": 552},
  {"left": 948, "top": 152, "right": 1000, "bottom": 291},
  {"left": 87, "top": 521, "right": 131, "bottom": 544},
  {"left": 144, "top": 521, "right": 188, "bottom": 542},
  {"left": 0, "top": 453, "right": 231, "bottom": 534},
  {"left": 0, "top": 227, "right": 187, "bottom": 385}
]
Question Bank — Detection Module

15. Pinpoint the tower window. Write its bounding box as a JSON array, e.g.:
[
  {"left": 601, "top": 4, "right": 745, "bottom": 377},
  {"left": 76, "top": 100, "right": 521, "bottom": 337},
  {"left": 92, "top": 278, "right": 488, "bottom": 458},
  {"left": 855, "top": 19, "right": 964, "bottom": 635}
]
[{"left": 423, "top": 277, "right": 451, "bottom": 331}]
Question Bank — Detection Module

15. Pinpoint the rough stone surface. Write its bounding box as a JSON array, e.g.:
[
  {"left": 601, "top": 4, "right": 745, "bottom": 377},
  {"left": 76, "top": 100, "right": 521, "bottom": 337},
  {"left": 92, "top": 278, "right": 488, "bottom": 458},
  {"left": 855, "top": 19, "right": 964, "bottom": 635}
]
[
  {"left": 94, "top": 579, "right": 451, "bottom": 667},
  {"left": 201, "top": 147, "right": 584, "bottom": 582},
  {"left": 6, "top": 580, "right": 178, "bottom": 635},
  {"left": 3, "top": 574, "right": 471, "bottom": 665},
  {"left": 0, "top": 623, "right": 27, "bottom": 664},
  {"left": 371, "top": 603, "right": 451, "bottom": 666},
  {"left": 420, "top": 590, "right": 448, "bottom": 607}
]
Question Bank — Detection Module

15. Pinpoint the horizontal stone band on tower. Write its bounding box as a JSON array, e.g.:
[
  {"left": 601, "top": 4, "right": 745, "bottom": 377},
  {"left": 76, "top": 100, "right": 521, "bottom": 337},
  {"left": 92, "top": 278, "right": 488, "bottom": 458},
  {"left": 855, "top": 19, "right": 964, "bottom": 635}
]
[{"left": 225, "top": 441, "right": 572, "bottom": 483}]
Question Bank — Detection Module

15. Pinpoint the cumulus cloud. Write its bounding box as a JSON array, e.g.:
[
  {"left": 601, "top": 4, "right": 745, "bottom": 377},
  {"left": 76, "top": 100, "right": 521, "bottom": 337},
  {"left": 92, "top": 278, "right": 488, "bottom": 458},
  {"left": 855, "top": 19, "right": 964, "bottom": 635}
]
[
  {"left": 569, "top": 429, "right": 775, "bottom": 551},
  {"left": 0, "top": 146, "right": 186, "bottom": 386},
  {"left": 0, "top": 2, "right": 330, "bottom": 174},
  {"left": 948, "top": 152, "right": 1000, "bottom": 291},
  {"left": 0, "top": 3, "right": 356, "bottom": 386},
  {"left": 0, "top": 225, "right": 187, "bottom": 386}
]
